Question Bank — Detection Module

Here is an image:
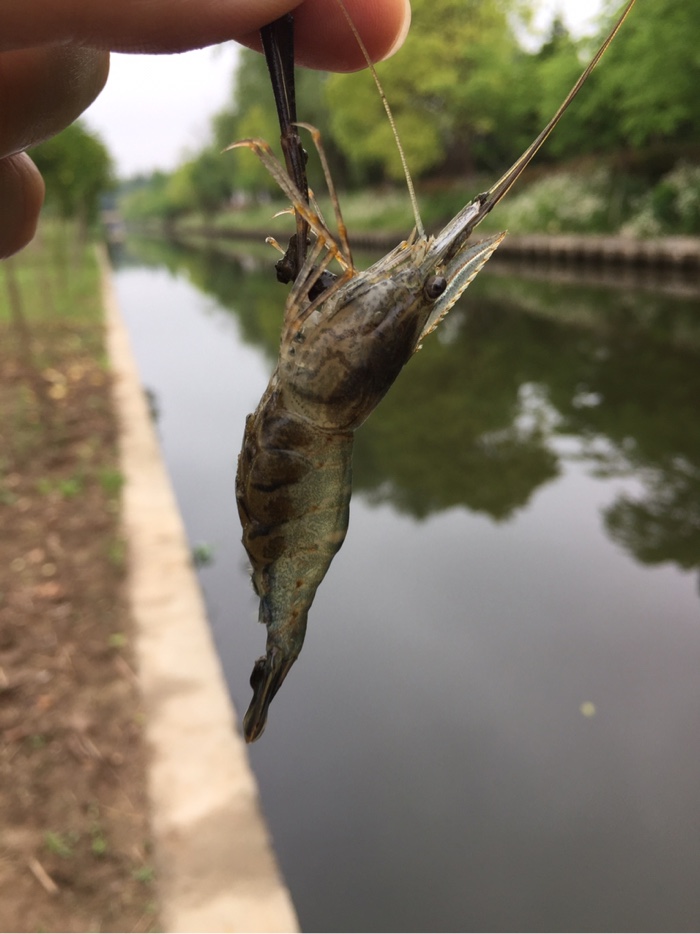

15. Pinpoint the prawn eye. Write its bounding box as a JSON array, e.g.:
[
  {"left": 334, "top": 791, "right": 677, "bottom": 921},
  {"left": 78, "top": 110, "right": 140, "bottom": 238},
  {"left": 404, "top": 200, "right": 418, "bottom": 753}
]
[{"left": 424, "top": 275, "right": 447, "bottom": 301}]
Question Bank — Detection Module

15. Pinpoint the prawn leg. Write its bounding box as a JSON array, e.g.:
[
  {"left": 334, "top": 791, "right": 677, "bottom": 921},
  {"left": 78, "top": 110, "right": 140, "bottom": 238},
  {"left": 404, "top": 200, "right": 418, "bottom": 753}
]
[{"left": 260, "top": 13, "right": 310, "bottom": 282}]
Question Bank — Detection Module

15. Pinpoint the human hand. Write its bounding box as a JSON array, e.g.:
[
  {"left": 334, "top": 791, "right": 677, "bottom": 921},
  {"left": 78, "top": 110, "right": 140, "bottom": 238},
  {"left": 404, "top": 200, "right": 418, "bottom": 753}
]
[{"left": 0, "top": 0, "right": 410, "bottom": 258}]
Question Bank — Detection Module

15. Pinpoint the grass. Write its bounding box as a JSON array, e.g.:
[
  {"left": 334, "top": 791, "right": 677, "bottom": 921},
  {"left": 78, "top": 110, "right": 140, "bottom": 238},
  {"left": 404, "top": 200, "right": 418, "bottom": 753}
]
[
  {"left": 44, "top": 831, "right": 77, "bottom": 859},
  {"left": 36, "top": 474, "right": 85, "bottom": 498},
  {"left": 108, "top": 632, "right": 128, "bottom": 649},
  {"left": 191, "top": 542, "right": 215, "bottom": 568},
  {"left": 132, "top": 864, "right": 156, "bottom": 885},
  {"left": 88, "top": 805, "right": 109, "bottom": 857},
  {"left": 0, "top": 223, "right": 102, "bottom": 327},
  {"left": 99, "top": 466, "right": 124, "bottom": 498},
  {"left": 0, "top": 220, "right": 115, "bottom": 483},
  {"left": 163, "top": 161, "right": 700, "bottom": 242},
  {"left": 1, "top": 217, "right": 159, "bottom": 933},
  {"left": 107, "top": 536, "right": 127, "bottom": 569}
]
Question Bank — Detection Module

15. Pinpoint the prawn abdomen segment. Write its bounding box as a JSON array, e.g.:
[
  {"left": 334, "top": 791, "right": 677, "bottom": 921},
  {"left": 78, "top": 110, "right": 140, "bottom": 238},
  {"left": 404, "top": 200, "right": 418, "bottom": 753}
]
[
  {"left": 237, "top": 387, "right": 353, "bottom": 741},
  {"left": 237, "top": 386, "right": 353, "bottom": 586}
]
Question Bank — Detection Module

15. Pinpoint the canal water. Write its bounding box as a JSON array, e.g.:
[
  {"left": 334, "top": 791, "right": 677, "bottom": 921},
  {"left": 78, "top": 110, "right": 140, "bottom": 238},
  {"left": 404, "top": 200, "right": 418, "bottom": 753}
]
[{"left": 112, "top": 238, "right": 700, "bottom": 933}]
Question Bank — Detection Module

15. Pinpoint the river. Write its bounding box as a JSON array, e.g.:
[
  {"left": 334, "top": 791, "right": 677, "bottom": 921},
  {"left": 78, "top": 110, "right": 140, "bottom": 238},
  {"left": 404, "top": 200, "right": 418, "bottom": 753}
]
[{"left": 111, "top": 236, "right": 700, "bottom": 933}]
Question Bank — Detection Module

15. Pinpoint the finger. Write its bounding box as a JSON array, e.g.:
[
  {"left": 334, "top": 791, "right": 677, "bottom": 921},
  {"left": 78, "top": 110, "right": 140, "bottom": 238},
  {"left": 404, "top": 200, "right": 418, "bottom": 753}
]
[
  {"left": 0, "top": 0, "right": 410, "bottom": 67},
  {"left": 241, "top": 0, "right": 411, "bottom": 71},
  {"left": 0, "top": 0, "right": 305, "bottom": 51},
  {"left": 0, "top": 45, "right": 109, "bottom": 158},
  {"left": 0, "top": 153, "right": 45, "bottom": 259}
]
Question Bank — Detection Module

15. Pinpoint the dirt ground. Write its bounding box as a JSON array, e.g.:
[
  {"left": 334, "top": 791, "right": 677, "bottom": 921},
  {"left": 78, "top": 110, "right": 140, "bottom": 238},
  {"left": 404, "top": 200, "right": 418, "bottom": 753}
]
[{"left": 0, "top": 315, "right": 158, "bottom": 932}]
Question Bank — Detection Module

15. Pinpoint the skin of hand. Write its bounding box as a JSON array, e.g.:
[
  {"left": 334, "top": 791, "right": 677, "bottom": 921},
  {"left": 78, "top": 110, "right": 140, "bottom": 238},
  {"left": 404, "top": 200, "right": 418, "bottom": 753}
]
[{"left": 0, "top": 0, "right": 411, "bottom": 258}]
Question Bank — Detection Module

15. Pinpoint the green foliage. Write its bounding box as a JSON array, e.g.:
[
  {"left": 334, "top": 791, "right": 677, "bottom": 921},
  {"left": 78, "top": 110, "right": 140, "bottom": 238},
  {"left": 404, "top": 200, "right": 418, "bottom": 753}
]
[
  {"left": 354, "top": 302, "right": 561, "bottom": 522},
  {"left": 622, "top": 163, "right": 700, "bottom": 236},
  {"left": 479, "top": 169, "right": 618, "bottom": 234},
  {"left": 649, "top": 163, "right": 700, "bottom": 233},
  {"left": 91, "top": 832, "right": 108, "bottom": 856},
  {"left": 522, "top": 2, "right": 700, "bottom": 160},
  {"left": 215, "top": 46, "right": 347, "bottom": 188},
  {"left": 107, "top": 536, "right": 126, "bottom": 570},
  {"left": 88, "top": 804, "right": 109, "bottom": 857},
  {"left": 99, "top": 467, "right": 124, "bottom": 497},
  {"left": 326, "top": 66, "right": 442, "bottom": 182},
  {"left": 122, "top": 154, "right": 234, "bottom": 221},
  {"left": 44, "top": 831, "right": 77, "bottom": 858},
  {"left": 530, "top": 21, "right": 602, "bottom": 158},
  {"left": 326, "top": 0, "right": 533, "bottom": 182},
  {"left": 192, "top": 542, "right": 215, "bottom": 567},
  {"left": 163, "top": 162, "right": 199, "bottom": 218},
  {"left": 30, "top": 122, "right": 114, "bottom": 224},
  {"left": 120, "top": 171, "right": 178, "bottom": 222},
  {"left": 124, "top": 234, "right": 700, "bottom": 570},
  {"left": 132, "top": 864, "right": 156, "bottom": 884},
  {"left": 227, "top": 101, "right": 281, "bottom": 194},
  {"left": 36, "top": 474, "right": 84, "bottom": 499},
  {"left": 108, "top": 632, "right": 128, "bottom": 649},
  {"left": 591, "top": 0, "right": 700, "bottom": 149},
  {"left": 120, "top": 0, "right": 700, "bottom": 231},
  {"left": 185, "top": 148, "right": 235, "bottom": 216}
]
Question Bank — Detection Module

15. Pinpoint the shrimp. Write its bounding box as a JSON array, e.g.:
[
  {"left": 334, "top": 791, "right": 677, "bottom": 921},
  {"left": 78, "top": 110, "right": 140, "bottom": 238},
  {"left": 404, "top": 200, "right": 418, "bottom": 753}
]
[{"left": 232, "top": 0, "right": 638, "bottom": 742}]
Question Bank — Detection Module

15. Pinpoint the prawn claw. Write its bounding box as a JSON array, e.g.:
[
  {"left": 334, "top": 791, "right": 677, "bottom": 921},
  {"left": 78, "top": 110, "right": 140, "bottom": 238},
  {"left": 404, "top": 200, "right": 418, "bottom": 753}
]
[{"left": 243, "top": 649, "right": 297, "bottom": 742}]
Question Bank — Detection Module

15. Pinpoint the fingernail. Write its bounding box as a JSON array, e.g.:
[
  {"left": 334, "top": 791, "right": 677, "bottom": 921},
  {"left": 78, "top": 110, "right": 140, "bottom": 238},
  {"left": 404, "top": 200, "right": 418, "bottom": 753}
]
[{"left": 379, "top": 0, "right": 411, "bottom": 62}]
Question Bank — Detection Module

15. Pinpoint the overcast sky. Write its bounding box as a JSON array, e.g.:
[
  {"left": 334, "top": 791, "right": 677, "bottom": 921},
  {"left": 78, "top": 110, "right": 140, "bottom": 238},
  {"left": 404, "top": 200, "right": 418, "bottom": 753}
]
[{"left": 83, "top": 0, "right": 603, "bottom": 178}]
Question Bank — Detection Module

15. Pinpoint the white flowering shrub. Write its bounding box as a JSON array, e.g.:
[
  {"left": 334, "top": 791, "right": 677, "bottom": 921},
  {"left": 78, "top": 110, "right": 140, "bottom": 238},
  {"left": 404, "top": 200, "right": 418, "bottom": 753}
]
[
  {"left": 619, "top": 199, "right": 662, "bottom": 238},
  {"left": 651, "top": 163, "right": 700, "bottom": 234},
  {"left": 622, "top": 163, "right": 700, "bottom": 237},
  {"left": 492, "top": 169, "right": 613, "bottom": 234}
]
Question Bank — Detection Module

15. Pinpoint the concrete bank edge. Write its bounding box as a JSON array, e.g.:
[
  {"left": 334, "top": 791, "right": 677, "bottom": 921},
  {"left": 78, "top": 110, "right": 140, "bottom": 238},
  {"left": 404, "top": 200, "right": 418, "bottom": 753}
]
[{"left": 99, "top": 247, "right": 298, "bottom": 933}]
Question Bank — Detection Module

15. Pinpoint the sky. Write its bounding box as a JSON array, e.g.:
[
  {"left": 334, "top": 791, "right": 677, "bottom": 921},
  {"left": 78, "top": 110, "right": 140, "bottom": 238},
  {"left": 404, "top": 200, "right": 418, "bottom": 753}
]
[{"left": 83, "top": 0, "right": 603, "bottom": 179}]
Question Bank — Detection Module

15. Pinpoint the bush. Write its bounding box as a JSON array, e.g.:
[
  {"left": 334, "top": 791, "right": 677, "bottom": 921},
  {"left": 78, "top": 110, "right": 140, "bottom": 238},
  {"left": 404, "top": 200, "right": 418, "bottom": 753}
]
[
  {"left": 623, "top": 163, "right": 700, "bottom": 238},
  {"left": 652, "top": 163, "right": 700, "bottom": 234},
  {"left": 481, "top": 169, "right": 615, "bottom": 235}
]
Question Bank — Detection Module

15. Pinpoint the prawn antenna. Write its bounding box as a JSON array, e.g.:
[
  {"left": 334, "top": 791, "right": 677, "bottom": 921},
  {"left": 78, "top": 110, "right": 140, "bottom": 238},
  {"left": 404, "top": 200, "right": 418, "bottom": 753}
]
[{"left": 335, "top": 0, "right": 425, "bottom": 239}]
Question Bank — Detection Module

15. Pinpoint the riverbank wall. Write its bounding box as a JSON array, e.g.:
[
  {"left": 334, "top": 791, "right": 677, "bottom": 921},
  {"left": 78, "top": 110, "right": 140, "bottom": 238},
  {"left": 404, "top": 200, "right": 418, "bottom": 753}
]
[
  {"left": 147, "top": 223, "right": 700, "bottom": 272},
  {"left": 99, "top": 248, "right": 298, "bottom": 933},
  {"left": 143, "top": 224, "right": 700, "bottom": 303}
]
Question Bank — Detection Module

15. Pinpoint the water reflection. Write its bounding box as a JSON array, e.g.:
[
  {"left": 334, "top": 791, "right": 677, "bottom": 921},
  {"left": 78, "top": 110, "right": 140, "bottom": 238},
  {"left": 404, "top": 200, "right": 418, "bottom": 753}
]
[
  {"left": 112, "top": 238, "right": 700, "bottom": 932},
  {"left": 116, "top": 237, "right": 700, "bottom": 575}
]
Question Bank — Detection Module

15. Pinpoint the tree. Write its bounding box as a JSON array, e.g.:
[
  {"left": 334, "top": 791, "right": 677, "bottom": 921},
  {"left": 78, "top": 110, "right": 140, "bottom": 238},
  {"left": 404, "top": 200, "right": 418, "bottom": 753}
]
[
  {"left": 325, "top": 0, "right": 535, "bottom": 182},
  {"left": 30, "top": 121, "right": 114, "bottom": 224},
  {"left": 591, "top": 0, "right": 700, "bottom": 150},
  {"left": 120, "top": 171, "right": 179, "bottom": 223},
  {"left": 213, "top": 46, "right": 349, "bottom": 195},
  {"left": 186, "top": 148, "right": 234, "bottom": 216},
  {"left": 528, "top": 18, "right": 599, "bottom": 159}
]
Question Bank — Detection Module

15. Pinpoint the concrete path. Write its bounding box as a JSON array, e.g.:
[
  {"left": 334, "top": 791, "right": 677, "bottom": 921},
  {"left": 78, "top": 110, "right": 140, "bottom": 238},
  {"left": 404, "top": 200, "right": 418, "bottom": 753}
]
[{"left": 100, "top": 249, "right": 298, "bottom": 933}]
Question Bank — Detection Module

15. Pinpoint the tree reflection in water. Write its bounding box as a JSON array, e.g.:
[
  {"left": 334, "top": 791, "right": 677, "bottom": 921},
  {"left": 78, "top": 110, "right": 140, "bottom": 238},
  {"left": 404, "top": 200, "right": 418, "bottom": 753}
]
[{"left": 115, "top": 237, "right": 700, "bottom": 578}]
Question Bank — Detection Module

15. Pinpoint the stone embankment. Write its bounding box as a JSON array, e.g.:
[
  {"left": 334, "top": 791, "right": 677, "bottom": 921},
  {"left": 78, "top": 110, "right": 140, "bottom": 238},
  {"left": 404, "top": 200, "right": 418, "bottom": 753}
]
[
  {"left": 162, "top": 223, "right": 700, "bottom": 271},
  {"left": 496, "top": 233, "right": 700, "bottom": 269}
]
